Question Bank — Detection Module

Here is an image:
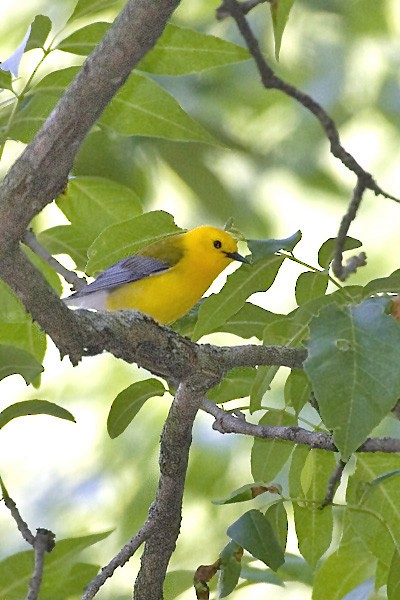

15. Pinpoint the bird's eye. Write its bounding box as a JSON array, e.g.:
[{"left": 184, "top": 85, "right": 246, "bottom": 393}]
[{"left": 213, "top": 240, "right": 222, "bottom": 249}]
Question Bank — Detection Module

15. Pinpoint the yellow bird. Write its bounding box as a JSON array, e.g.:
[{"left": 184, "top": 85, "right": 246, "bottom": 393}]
[{"left": 64, "top": 225, "right": 248, "bottom": 324}]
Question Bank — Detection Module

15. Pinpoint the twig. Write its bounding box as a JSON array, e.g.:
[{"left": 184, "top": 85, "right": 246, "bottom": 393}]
[
  {"left": 320, "top": 459, "right": 346, "bottom": 508},
  {"left": 332, "top": 179, "right": 368, "bottom": 280},
  {"left": 1, "top": 479, "right": 55, "bottom": 600},
  {"left": 216, "top": 0, "right": 269, "bottom": 20},
  {"left": 27, "top": 529, "right": 56, "bottom": 600},
  {"left": 81, "top": 520, "right": 155, "bottom": 600},
  {"left": 1, "top": 479, "right": 35, "bottom": 546},
  {"left": 22, "top": 230, "right": 87, "bottom": 291},
  {"left": 201, "top": 398, "right": 400, "bottom": 453},
  {"left": 221, "top": 0, "right": 398, "bottom": 204},
  {"left": 133, "top": 380, "right": 206, "bottom": 600}
]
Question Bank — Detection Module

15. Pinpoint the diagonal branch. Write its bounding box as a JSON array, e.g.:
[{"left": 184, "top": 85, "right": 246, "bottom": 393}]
[
  {"left": 220, "top": 0, "right": 398, "bottom": 204},
  {"left": 0, "top": 0, "right": 182, "bottom": 361},
  {"left": 0, "top": 0, "right": 182, "bottom": 248},
  {"left": 81, "top": 520, "right": 155, "bottom": 600}
]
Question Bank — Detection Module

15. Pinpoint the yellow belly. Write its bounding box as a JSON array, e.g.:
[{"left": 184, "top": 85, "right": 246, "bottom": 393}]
[{"left": 105, "top": 265, "right": 212, "bottom": 324}]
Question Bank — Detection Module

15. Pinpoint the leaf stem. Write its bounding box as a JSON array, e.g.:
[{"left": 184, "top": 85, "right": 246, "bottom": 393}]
[{"left": 278, "top": 250, "right": 343, "bottom": 289}]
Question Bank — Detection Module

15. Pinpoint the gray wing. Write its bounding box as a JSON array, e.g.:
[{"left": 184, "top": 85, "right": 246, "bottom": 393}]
[{"left": 71, "top": 255, "right": 170, "bottom": 298}]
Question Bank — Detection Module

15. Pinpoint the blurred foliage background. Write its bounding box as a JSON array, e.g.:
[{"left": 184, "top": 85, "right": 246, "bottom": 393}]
[{"left": 0, "top": 0, "right": 400, "bottom": 598}]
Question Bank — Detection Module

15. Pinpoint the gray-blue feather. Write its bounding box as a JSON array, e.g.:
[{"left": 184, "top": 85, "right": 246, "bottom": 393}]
[{"left": 70, "top": 255, "right": 170, "bottom": 298}]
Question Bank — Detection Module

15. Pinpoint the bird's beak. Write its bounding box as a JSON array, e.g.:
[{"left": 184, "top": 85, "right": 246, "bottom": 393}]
[{"left": 225, "top": 251, "right": 250, "bottom": 264}]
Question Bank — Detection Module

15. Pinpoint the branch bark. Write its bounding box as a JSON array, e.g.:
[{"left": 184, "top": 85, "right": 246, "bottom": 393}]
[
  {"left": 201, "top": 399, "right": 400, "bottom": 454},
  {"left": 0, "top": 0, "right": 181, "bottom": 361},
  {"left": 1, "top": 2, "right": 399, "bottom": 598},
  {"left": 133, "top": 380, "right": 206, "bottom": 600}
]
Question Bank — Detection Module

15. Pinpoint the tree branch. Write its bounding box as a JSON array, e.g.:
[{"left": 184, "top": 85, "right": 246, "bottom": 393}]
[
  {"left": 201, "top": 399, "right": 400, "bottom": 454},
  {"left": 81, "top": 520, "right": 155, "bottom": 600},
  {"left": 1, "top": 479, "right": 55, "bottom": 600},
  {"left": 22, "top": 230, "right": 87, "bottom": 292},
  {"left": 0, "top": 0, "right": 181, "bottom": 248},
  {"left": 133, "top": 380, "right": 207, "bottom": 600},
  {"left": 332, "top": 179, "right": 368, "bottom": 280},
  {"left": 1, "top": 479, "right": 35, "bottom": 546},
  {"left": 0, "top": 0, "right": 182, "bottom": 361},
  {"left": 320, "top": 459, "right": 346, "bottom": 509},
  {"left": 220, "top": 0, "right": 398, "bottom": 204},
  {"left": 27, "top": 529, "right": 56, "bottom": 600}
]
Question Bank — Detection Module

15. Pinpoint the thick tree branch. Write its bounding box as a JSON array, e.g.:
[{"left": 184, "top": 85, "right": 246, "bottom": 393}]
[
  {"left": 201, "top": 399, "right": 400, "bottom": 454},
  {"left": 134, "top": 380, "right": 207, "bottom": 600},
  {"left": 0, "top": 0, "right": 181, "bottom": 362},
  {"left": 0, "top": 0, "right": 181, "bottom": 360},
  {"left": 0, "top": 0, "right": 181, "bottom": 247}
]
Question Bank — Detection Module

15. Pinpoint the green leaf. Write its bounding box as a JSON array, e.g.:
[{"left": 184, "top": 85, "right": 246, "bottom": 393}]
[
  {"left": 250, "top": 311, "right": 307, "bottom": 412},
  {"left": 86, "top": 210, "right": 181, "bottom": 275},
  {"left": 0, "top": 400, "right": 75, "bottom": 430},
  {"left": 251, "top": 410, "right": 297, "bottom": 481},
  {"left": 41, "top": 176, "right": 141, "bottom": 270},
  {"left": 213, "top": 482, "right": 280, "bottom": 505},
  {"left": 270, "top": 0, "right": 296, "bottom": 60},
  {"left": 388, "top": 549, "right": 400, "bottom": 600},
  {"left": 0, "top": 344, "right": 43, "bottom": 384},
  {"left": 0, "top": 70, "right": 13, "bottom": 91},
  {"left": 100, "top": 72, "right": 216, "bottom": 144},
  {"left": 276, "top": 553, "right": 313, "bottom": 585},
  {"left": 295, "top": 271, "right": 328, "bottom": 305},
  {"left": 227, "top": 509, "right": 284, "bottom": 571},
  {"left": 25, "top": 15, "right": 52, "bottom": 51},
  {"left": 317, "top": 236, "right": 362, "bottom": 269},
  {"left": 344, "top": 454, "right": 400, "bottom": 578},
  {"left": 217, "top": 303, "right": 277, "bottom": 340},
  {"left": 207, "top": 367, "right": 256, "bottom": 403},
  {"left": 68, "top": 0, "right": 123, "bottom": 21},
  {"left": 265, "top": 501, "right": 288, "bottom": 551},
  {"left": 218, "top": 541, "right": 242, "bottom": 599},
  {"left": 312, "top": 540, "right": 376, "bottom": 600},
  {"left": 138, "top": 24, "right": 249, "bottom": 75},
  {"left": 362, "top": 269, "right": 400, "bottom": 297},
  {"left": 57, "top": 176, "right": 142, "bottom": 233},
  {"left": 284, "top": 369, "right": 311, "bottom": 414},
  {"left": 38, "top": 224, "right": 90, "bottom": 271},
  {"left": 8, "top": 94, "right": 58, "bottom": 143},
  {"left": 294, "top": 449, "right": 335, "bottom": 567},
  {"left": 29, "top": 66, "right": 79, "bottom": 96},
  {"left": 289, "top": 445, "right": 310, "bottom": 497},
  {"left": 239, "top": 565, "right": 283, "bottom": 587},
  {"left": 40, "top": 563, "right": 100, "bottom": 600},
  {"left": 58, "top": 22, "right": 110, "bottom": 55},
  {"left": 107, "top": 378, "right": 165, "bottom": 438},
  {"left": 247, "top": 230, "right": 301, "bottom": 262},
  {"left": 304, "top": 297, "right": 400, "bottom": 459},
  {"left": 0, "top": 530, "right": 112, "bottom": 600},
  {"left": 0, "top": 321, "right": 46, "bottom": 368},
  {"left": 164, "top": 571, "right": 194, "bottom": 600},
  {"left": 23, "top": 245, "right": 62, "bottom": 294},
  {"left": 192, "top": 255, "right": 284, "bottom": 341}
]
